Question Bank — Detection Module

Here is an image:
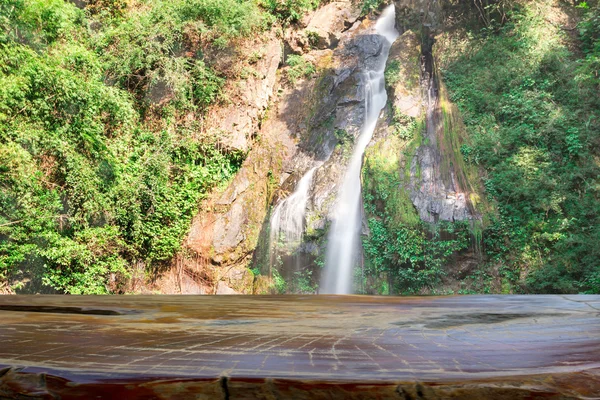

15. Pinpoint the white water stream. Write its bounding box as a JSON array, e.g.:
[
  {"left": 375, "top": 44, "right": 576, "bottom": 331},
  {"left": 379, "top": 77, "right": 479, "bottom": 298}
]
[
  {"left": 320, "top": 5, "right": 399, "bottom": 294},
  {"left": 269, "top": 166, "right": 318, "bottom": 262}
]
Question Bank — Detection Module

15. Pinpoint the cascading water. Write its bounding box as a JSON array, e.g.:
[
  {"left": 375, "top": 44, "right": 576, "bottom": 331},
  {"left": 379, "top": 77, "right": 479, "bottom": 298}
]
[
  {"left": 320, "top": 5, "right": 399, "bottom": 294},
  {"left": 269, "top": 166, "right": 318, "bottom": 270}
]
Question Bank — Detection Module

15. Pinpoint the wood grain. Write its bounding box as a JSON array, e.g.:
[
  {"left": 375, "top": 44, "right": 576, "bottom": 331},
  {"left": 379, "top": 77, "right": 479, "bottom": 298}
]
[{"left": 0, "top": 295, "right": 599, "bottom": 399}]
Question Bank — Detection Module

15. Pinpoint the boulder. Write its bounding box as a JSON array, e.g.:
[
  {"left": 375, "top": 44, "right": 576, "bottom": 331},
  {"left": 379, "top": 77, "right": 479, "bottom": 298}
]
[
  {"left": 304, "top": 2, "right": 359, "bottom": 49},
  {"left": 287, "top": 1, "right": 361, "bottom": 53},
  {"left": 386, "top": 30, "right": 422, "bottom": 118},
  {"left": 216, "top": 281, "right": 238, "bottom": 294}
]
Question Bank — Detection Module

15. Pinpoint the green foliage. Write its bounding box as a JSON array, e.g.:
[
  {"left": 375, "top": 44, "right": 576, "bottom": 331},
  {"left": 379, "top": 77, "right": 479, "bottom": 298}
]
[
  {"left": 442, "top": 3, "right": 600, "bottom": 293},
  {"left": 260, "top": 0, "right": 319, "bottom": 22},
  {"left": 362, "top": 134, "right": 420, "bottom": 228},
  {"left": 285, "top": 54, "right": 315, "bottom": 83},
  {"left": 391, "top": 108, "right": 417, "bottom": 140},
  {"left": 384, "top": 60, "right": 401, "bottom": 87},
  {"left": 305, "top": 30, "right": 319, "bottom": 48},
  {"left": 362, "top": 133, "right": 472, "bottom": 294},
  {"left": 334, "top": 128, "right": 353, "bottom": 144},
  {"left": 577, "top": 2, "right": 600, "bottom": 89},
  {"left": 292, "top": 268, "right": 317, "bottom": 293},
  {"left": 362, "top": 218, "right": 471, "bottom": 294},
  {"left": 271, "top": 268, "right": 287, "bottom": 293},
  {"left": 0, "top": 0, "right": 83, "bottom": 46},
  {"left": 0, "top": 0, "right": 246, "bottom": 293},
  {"left": 94, "top": 0, "right": 267, "bottom": 110},
  {"left": 458, "top": 268, "right": 494, "bottom": 294},
  {"left": 361, "top": 0, "right": 383, "bottom": 16},
  {"left": 191, "top": 61, "right": 225, "bottom": 109}
]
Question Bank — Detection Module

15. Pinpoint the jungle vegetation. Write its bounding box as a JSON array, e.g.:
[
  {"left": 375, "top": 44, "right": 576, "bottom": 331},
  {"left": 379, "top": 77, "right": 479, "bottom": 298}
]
[
  {"left": 0, "top": 0, "right": 320, "bottom": 294},
  {"left": 359, "top": 0, "right": 599, "bottom": 295},
  {"left": 0, "top": 0, "right": 598, "bottom": 295}
]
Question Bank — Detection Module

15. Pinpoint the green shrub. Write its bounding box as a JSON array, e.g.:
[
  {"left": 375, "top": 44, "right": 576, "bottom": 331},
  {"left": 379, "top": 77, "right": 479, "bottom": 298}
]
[
  {"left": 392, "top": 108, "right": 417, "bottom": 140},
  {"left": 285, "top": 54, "right": 315, "bottom": 83},
  {"left": 0, "top": 0, "right": 249, "bottom": 293},
  {"left": 442, "top": 3, "right": 600, "bottom": 293},
  {"left": 361, "top": 0, "right": 384, "bottom": 16},
  {"left": 384, "top": 60, "right": 401, "bottom": 86},
  {"left": 576, "top": 3, "right": 600, "bottom": 90},
  {"left": 261, "top": 0, "right": 319, "bottom": 22}
]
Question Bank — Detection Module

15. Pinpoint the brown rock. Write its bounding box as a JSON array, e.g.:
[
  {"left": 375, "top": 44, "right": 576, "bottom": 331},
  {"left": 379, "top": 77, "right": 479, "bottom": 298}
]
[
  {"left": 387, "top": 30, "right": 422, "bottom": 118},
  {"left": 287, "top": 1, "right": 361, "bottom": 53},
  {"left": 305, "top": 2, "right": 359, "bottom": 49},
  {"left": 215, "top": 281, "right": 238, "bottom": 294},
  {"left": 203, "top": 35, "right": 282, "bottom": 152}
]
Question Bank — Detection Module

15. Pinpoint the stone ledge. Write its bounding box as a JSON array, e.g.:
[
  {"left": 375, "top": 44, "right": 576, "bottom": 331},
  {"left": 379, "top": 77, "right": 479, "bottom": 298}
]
[{"left": 0, "top": 295, "right": 599, "bottom": 399}]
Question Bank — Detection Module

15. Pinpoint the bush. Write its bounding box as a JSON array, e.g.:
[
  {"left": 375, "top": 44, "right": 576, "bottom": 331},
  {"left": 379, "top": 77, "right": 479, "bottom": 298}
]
[
  {"left": 285, "top": 54, "right": 315, "bottom": 83},
  {"left": 441, "top": 3, "right": 600, "bottom": 293},
  {"left": 261, "top": 0, "right": 319, "bottom": 22},
  {"left": 0, "top": 0, "right": 248, "bottom": 293},
  {"left": 361, "top": 134, "right": 471, "bottom": 294},
  {"left": 361, "top": 0, "right": 384, "bottom": 16}
]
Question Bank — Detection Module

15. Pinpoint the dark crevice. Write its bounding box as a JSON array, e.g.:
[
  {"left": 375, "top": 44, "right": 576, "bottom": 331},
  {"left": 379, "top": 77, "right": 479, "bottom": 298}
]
[
  {"left": 341, "top": 17, "right": 361, "bottom": 33},
  {"left": 220, "top": 376, "right": 230, "bottom": 400},
  {"left": 396, "top": 386, "right": 413, "bottom": 400},
  {"left": 0, "top": 367, "right": 12, "bottom": 379},
  {"left": 0, "top": 305, "right": 136, "bottom": 316},
  {"left": 416, "top": 383, "right": 425, "bottom": 398}
]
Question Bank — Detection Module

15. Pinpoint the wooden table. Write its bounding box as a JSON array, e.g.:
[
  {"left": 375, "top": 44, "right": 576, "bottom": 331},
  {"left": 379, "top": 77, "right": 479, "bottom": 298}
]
[{"left": 0, "top": 295, "right": 599, "bottom": 399}]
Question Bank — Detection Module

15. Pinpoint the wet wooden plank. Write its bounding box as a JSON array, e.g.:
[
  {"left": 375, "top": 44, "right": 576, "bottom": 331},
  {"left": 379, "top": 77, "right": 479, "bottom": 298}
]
[{"left": 0, "top": 295, "right": 599, "bottom": 399}]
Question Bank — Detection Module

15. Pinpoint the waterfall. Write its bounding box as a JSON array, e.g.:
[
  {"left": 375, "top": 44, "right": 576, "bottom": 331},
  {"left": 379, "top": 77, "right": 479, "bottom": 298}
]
[
  {"left": 269, "top": 166, "right": 318, "bottom": 269},
  {"left": 320, "top": 5, "right": 399, "bottom": 294}
]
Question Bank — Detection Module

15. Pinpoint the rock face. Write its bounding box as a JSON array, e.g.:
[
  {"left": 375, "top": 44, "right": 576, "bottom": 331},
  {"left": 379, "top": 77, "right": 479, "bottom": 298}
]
[
  {"left": 175, "top": 1, "right": 486, "bottom": 294},
  {"left": 202, "top": 34, "right": 282, "bottom": 152},
  {"left": 182, "top": 106, "right": 293, "bottom": 293},
  {"left": 161, "top": 30, "right": 287, "bottom": 294},
  {"left": 408, "top": 55, "right": 476, "bottom": 223},
  {"left": 174, "top": 34, "right": 289, "bottom": 294},
  {"left": 263, "top": 16, "right": 400, "bottom": 290},
  {"left": 386, "top": 30, "right": 422, "bottom": 118},
  {"left": 288, "top": 2, "right": 361, "bottom": 53},
  {"left": 305, "top": 2, "right": 360, "bottom": 49},
  {"left": 357, "top": 3, "right": 487, "bottom": 294},
  {"left": 179, "top": 0, "right": 388, "bottom": 294},
  {"left": 302, "top": 30, "right": 388, "bottom": 228},
  {"left": 1, "top": 295, "right": 599, "bottom": 399},
  {"left": 382, "top": 1, "right": 481, "bottom": 224}
]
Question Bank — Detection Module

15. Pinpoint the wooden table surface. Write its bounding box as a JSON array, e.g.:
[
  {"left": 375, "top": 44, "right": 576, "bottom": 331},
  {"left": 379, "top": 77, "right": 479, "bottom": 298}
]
[{"left": 0, "top": 295, "right": 599, "bottom": 399}]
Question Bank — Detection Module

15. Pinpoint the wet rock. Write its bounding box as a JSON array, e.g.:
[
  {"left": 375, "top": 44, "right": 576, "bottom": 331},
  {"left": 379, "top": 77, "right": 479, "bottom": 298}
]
[
  {"left": 407, "top": 65, "right": 477, "bottom": 223},
  {"left": 184, "top": 8, "right": 411, "bottom": 291},
  {"left": 297, "top": 32, "right": 386, "bottom": 235},
  {"left": 351, "top": 35, "right": 383, "bottom": 58},
  {"left": 248, "top": 16, "right": 393, "bottom": 286},
  {"left": 368, "top": 25, "right": 477, "bottom": 224},
  {"left": 351, "top": 35, "right": 384, "bottom": 71}
]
